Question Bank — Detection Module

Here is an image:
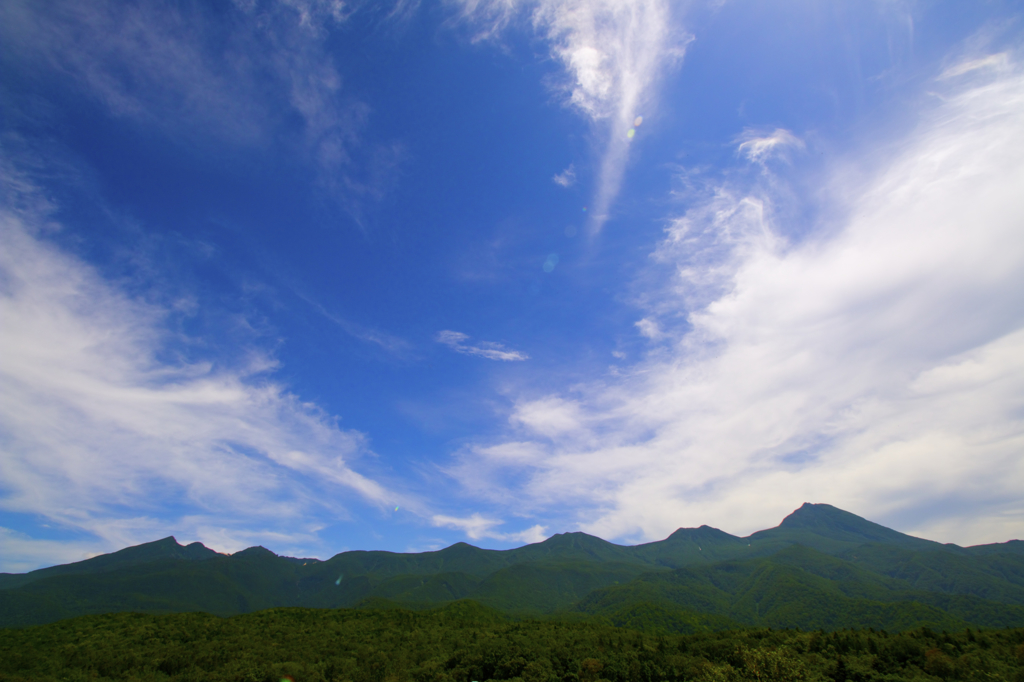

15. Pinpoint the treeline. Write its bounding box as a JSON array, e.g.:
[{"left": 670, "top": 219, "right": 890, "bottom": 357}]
[{"left": 1, "top": 601, "right": 1023, "bottom": 682}]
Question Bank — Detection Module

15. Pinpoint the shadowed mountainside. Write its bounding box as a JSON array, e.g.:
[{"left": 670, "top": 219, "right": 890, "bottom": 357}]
[{"left": 2, "top": 503, "right": 1021, "bottom": 632}]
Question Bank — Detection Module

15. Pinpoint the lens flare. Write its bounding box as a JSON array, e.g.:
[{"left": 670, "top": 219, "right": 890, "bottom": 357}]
[
  {"left": 626, "top": 128, "right": 635, "bottom": 138},
  {"left": 543, "top": 254, "right": 559, "bottom": 273},
  {"left": 633, "top": 115, "right": 643, "bottom": 127}
]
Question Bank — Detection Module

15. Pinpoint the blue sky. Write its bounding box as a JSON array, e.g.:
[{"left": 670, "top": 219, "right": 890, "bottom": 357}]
[{"left": 1, "top": 0, "right": 1023, "bottom": 572}]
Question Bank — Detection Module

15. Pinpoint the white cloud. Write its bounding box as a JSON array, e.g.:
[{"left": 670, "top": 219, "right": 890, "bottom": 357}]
[
  {"left": 634, "top": 317, "right": 662, "bottom": 340},
  {"left": 448, "top": 63, "right": 1024, "bottom": 547},
  {"left": 431, "top": 512, "right": 503, "bottom": 540},
  {"left": 736, "top": 128, "right": 804, "bottom": 164},
  {"left": 509, "top": 397, "right": 586, "bottom": 440},
  {"left": 553, "top": 163, "right": 577, "bottom": 187},
  {"left": 512, "top": 524, "right": 549, "bottom": 544},
  {"left": 0, "top": 200, "right": 395, "bottom": 571},
  {"left": 453, "top": 0, "right": 687, "bottom": 232},
  {"left": 436, "top": 330, "right": 529, "bottom": 361},
  {"left": 432, "top": 512, "right": 547, "bottom": 543}
]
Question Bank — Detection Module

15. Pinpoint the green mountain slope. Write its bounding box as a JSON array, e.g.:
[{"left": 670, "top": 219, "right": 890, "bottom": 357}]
[
  {"left": 2, "top": 503, "right": 1021, "bottom": 631},
  {"left": 469, "top": 561, "right": 656, "bottom": 614},
  {"left": 0, "top": 536, "right": 219, "bottom": 590},
  {"left": 0, "top": 549, "right": 658, "bottom": 627},
  {"left": 838, "top": 543, "right": 1024, "bottom": 603},
  {"left": 631, "top": 525, "right": 758, "bottom": 567},
  {"left": 575, "top": 544, "right": 1024, "bottom": 632}
]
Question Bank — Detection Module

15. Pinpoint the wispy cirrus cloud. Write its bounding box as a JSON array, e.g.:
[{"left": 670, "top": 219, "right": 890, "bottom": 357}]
[
  {"left": 736, "top": 128, "right": 804, "bottom": 164},
  {"left": 453, "top": 0, "right": 686, "bottom": 232},
  {"left": 1, "top": 0, "right": 262, "bottom": 142},
  {"left": 0, "top": 0, "right": 403, "bottom": 222},
  {"left": 436, "top": 330, "right": 529, "bottom": 361},
  {"left": 296, "top": 291, "right": 413, "bottom": 356},
  {"left": 0, "top": 178, "right": 397, "bottom": 571},
  {"left": 940, "top": 51, "right": 1010, "bottom": 79},
  {"left": 446, "top": 59, "right": 1024, "bottom": 547}
]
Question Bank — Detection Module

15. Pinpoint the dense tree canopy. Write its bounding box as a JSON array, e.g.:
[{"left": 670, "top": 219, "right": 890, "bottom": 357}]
[{"left": 1, "top": 601, "right": 1023, "bottom": 682}]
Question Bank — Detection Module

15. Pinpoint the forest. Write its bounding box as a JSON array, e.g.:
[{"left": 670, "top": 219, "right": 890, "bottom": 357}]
[{"left": 1, "top": 600, "right": 1023, "bottom": 682}]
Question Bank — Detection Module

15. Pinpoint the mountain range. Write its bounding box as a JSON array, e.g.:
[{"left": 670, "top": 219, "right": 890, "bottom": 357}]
[{"left": 3, "top": 503, "right": 1022, "bottom": 632}]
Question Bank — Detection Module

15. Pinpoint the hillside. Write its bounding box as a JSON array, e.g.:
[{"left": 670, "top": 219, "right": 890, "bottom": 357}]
[{"left": 2, "top": 503, "right": 1022, "bottom": 632}]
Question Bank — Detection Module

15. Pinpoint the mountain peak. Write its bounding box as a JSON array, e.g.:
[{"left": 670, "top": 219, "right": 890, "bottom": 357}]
[
  {"left": 773, "top": 503, "right": 943, "bottom": 550},
  {"left": 540, "top": 531, "right": 603, "bottom": 544},
  {"left": 234, "top": 546, "right": 276, "bottom": 558},
  {"left": 779, "top": 502, "right": 848, "bottom": 526},
  {"left": 509, "top": 530, "right": 632, "bottom": 563},
  {"left": 779, "top": 502, "right": 889, "bottom": 535},
  {"left": 664, "top": 525, "right": 742, "bottom": 542}
]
